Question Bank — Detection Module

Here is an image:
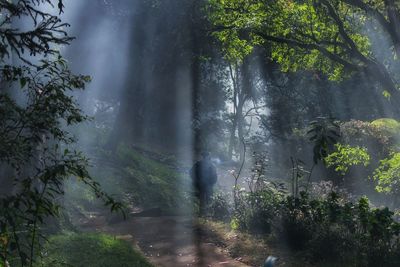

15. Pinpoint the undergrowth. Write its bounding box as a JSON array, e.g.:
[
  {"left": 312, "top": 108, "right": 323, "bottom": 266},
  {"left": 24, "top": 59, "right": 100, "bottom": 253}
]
[
  {"left": 65, "top": 144, "right": 192, "bottom": 214},
  {"left": 207, "top": 186, "right": 400, "bottom": 267}
]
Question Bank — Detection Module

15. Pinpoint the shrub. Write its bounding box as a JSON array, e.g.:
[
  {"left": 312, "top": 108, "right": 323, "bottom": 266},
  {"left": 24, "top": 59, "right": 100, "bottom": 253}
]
[
  {"left": 279, "top": 192, "right": 400, "bottom": 266},
  {"left": 234, "top": 184, "right": 284, "bottom": 235},
  {"left": 207, "top": 191, "right": 232, "bottom": 222},
  {"left": 279, "top": 192, "right": 317, "bottom": 250},
  {"left": 308, "top": 223, "right": 356, "bottom": 264}
]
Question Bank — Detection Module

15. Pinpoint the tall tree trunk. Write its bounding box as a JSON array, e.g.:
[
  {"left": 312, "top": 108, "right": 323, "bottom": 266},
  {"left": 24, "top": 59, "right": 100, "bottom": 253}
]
[
  {"left": 228, "top": 116, "right": 238, "bottom": 160},
  {"left": 237, "top": 99, "right": 245, "bottom": 162},
  {"left": 106, "top": 2, "right": 149, "bottom": 151},
  {"left": 190, "top": 1, "right": 202, "bottom": 156}
]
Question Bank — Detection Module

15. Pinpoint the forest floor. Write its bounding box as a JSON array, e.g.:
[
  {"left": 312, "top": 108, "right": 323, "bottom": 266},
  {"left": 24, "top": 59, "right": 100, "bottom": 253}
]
[
  {"left": 73, "top": 211, "right": 250, "bottom": 267},
  {"left": 67, "top": 146, "right": 313, "bottom": 266},
  {"left": 71, "top": 207, "right": 312, "bottom": 267}
]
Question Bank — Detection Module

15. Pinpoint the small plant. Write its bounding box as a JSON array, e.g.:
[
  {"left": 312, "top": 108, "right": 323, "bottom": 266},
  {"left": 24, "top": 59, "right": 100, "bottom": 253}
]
[
  {"left": 207, "top": 191, "right": 232, "bottom": 221},
  {"left": 247, "top": 151, "right": 270, "bottom": 193},
  {"left": 233, "top": 182, "right": 284, "bottom": 234},
  {"left": 230, "top": 151, "right": 286, "bottom": 234},
  {"left": 290, "top": 157, "right": 308, "bottom": 197},
  {"left": 308, "top": 117, "right": 341, "bottom": 164}
]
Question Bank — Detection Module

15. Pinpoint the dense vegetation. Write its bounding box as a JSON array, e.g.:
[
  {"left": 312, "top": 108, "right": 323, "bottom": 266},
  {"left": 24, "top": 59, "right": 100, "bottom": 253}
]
[
  {"left": 0, "top": 1, "right": 123, "bottom": 266},
  {"left": 1, "top": 0, "right": 400, "bottom": 266},
  {"left": 209, "top": 184, "right": 400, "bottom": 266}
]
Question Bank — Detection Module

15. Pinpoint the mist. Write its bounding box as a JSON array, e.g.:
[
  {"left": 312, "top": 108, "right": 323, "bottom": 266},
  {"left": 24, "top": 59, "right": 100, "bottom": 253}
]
[{"left": 2, "top": 0, "right": 400, "bottom": 266}]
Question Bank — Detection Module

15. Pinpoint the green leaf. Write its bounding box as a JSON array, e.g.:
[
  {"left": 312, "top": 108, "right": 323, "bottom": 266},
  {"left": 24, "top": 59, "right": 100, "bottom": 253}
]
[{"left": 382, "top": 90, "right": 391, "bottom": 100}]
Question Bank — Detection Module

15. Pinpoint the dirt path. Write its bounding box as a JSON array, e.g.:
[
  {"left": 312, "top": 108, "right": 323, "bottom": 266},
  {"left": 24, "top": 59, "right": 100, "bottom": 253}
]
[{"left": 76, "top": 213, "right": 251, "bottom": 267}]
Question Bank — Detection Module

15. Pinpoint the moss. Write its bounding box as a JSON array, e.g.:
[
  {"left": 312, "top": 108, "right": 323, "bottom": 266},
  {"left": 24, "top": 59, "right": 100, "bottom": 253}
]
[
  {"left": 371, "top": 118, "right": 400, "bottom": 136},
  {"left": 109, "top": 145, "right": 191, "bottom": 211},
  {"left": 116, "top": 145, "right": 180, "bottom": 179},
  {"left": 38, "top": 232, "right": 153, "bottom": 267}
]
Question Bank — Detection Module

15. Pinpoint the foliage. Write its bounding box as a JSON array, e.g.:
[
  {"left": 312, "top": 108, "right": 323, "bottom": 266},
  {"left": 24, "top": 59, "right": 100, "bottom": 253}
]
[
  {"left": 0, "top": 0, "right": 72, "bottom": 64},
  {"left": 247, "top": 151, "right": 270, "bottom": 193},
  {"left": 290, "top": 157, "right": 309, "bottom": 197},
  {"left": 373, "top": 152, "right": 400, "bottom": 195},
  {"left": 233, "top": 182, "right": 285, "bottom": 235},
  {"left": 207, "top": 0, "right": 267, "bottom": 63},
  {"left": 371, "top": 118, "right": 400, "bottom": 136},
  {"left": 337, "top": 119, "right": 400, "bottom": 197},
  {"left": 308, "top": 117, "right": 340, "bottom": 164},
  {"left": 38, "top": 232, "right": 153, "bottom": 267},
  {"left": 229, "top": 171, "right": 400, "bottom": 266},
  {"left": 208, "top": 0, "right": 368, "bottom": 76},
  {"left": 208, "top": 0, "right": 400, "bottom": 102},
  {"left": 340, "top": 119, "right": 392, "bottom": 149},
  {"left": 0, "top": 1, "right": 122, "bottom": 266},
  {"left": 206, "top": 191, "right": 232, "bottom": 222},
  {"left": 279, "top": 192, "right": 400, "bottom": 266},
  {"left": 325, "top": 143, "right": 370, "bottom": 175}
]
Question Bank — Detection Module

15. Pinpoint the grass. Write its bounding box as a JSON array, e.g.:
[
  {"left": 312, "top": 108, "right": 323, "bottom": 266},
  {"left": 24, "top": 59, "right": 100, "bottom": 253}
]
[{"left": 38, "top": 232, "right": 153, "bottom": 267}]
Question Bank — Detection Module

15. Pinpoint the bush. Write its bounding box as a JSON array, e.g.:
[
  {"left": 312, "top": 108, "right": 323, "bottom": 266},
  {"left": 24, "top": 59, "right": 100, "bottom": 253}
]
[
  {"left": 229, "top": 173, "right": 400, "bottom": 266},
  {"left": 278, "top": 192, "right": 400, "bottom": 266},
  {"left": 308, "top": 223, "right": 355, "bottom": 264},
  {"left": 207, "top": 191, "right": 232, "bottom": 221},
  {"left": 234, "top": 184, "right": 284, "bottom": 235},
  {"left": 279, "top": 192, "right": 317, "bottom": 250}
]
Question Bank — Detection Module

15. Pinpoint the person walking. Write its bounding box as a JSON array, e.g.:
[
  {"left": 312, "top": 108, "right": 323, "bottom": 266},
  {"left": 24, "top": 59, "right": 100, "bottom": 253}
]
[{"left": 190, "top": 151, "right": 218, "bottom": 215}]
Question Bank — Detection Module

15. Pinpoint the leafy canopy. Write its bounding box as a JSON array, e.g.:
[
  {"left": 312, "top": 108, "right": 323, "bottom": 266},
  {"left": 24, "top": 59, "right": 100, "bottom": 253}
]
[
  {"left": 209, "top": 0, "right": 371, "bottom": 78},
  {"left": 208, "top": 0, "right": 400, "bottom": 98}
]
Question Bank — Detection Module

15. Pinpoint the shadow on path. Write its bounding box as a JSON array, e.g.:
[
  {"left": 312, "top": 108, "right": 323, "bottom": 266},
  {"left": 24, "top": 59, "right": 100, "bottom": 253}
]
[{"left": 76, "top": 212, "right": 250, "bottom": 267}]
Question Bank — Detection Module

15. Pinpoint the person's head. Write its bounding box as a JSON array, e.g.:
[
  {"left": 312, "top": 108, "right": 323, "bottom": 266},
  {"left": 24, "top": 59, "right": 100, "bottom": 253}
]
[{"left": 201, "top": 151, "right": 211, "bottom": 160}]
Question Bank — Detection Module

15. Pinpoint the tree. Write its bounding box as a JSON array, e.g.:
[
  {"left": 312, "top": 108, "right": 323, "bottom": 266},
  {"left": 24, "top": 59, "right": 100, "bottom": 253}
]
[
  {"left": 226, "top": 56, "right": 261, "bottom": 161},
  {"left": 0, "top": 1, "right": 121, "bottom": 265},
  {"left": 108, "top": 0, "right": 229, "bottom": 155},
  {"left": 208, "top": 0, "right": 400, "bottom": 114}
]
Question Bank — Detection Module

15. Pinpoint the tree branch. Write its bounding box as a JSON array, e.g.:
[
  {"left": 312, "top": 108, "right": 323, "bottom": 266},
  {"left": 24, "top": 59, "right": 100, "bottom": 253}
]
[
  {"left": 321, "top": 0, "right": 369, "bottom": 64},
  {"left": 343, "top": 0, "right": 400, "bottom": 56},
  {"left": 254, "top": 31, "right": 359, "bottom": 70}
]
